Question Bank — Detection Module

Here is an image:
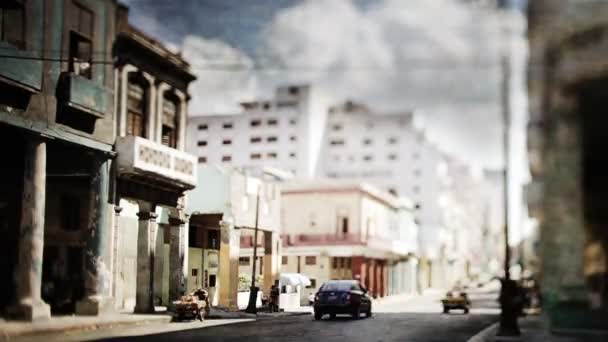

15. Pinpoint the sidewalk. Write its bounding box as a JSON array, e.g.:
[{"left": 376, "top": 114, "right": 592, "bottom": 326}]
[
  {"left": 468, "top": 315, "right": 608, "bottom": 342},
  {"left": 0, "top": 313, "right": 172, "bottom": 341}
]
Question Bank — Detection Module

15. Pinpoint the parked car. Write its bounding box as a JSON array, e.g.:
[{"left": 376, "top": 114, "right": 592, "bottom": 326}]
[
  {"left": 441, "top": 290, "right": 470, "bottom": 314},
  {"left": 313, "top": 280, "right": 372, "bottom": 320}
]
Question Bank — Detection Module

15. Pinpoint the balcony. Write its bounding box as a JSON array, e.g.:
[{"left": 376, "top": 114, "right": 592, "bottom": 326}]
[
  {"left": 116, "top": 135, "right": 197, "bottom": 190},
  {"left": 57, "top": 73, "right": 111, "bottom": 118},
  {"left": 282, "top": 234, "right": 364, "bottom": 247}
]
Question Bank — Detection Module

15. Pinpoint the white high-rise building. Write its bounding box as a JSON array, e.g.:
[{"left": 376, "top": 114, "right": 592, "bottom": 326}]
[{"left": 186, "top": 85, "right": 325, "bottom": 178}]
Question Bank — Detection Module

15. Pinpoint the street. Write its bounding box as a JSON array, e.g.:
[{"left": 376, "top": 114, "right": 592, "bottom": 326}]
[{"left": 18, "top": 289, "right": 499, "bottom": 342}]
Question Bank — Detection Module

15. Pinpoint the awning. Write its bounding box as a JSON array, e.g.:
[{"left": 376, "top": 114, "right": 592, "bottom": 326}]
[{"left": 279, "top": 273, "right": 311, "bottom": 287}]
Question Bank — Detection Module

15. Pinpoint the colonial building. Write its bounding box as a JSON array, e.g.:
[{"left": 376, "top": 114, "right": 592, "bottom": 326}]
[
  {"left": 111, "top": 4, "right": 197, "bottom": 313},
  {"left": 0, "top": 0, "right": 119, "bottom": 320},
  {"left": 527, "top": 0, "right": 608, "bottom": 332},
  {"left": 280, "top": 179, "right": 419, "bottom": 303},
  {"left": 186, "top": 165, "right": 281, "bottom": 310}
]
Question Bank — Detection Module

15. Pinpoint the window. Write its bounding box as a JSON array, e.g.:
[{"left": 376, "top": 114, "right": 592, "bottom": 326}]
[
  {"left": 346, "top": 258, "right": 351, "bottom": 269},
  {"left": 161, "top": 95, "right": 178, "bottom": 148},
  {"left": 267, "top": 118, "right": 278, "bottom": 126},
  {"left": 239, "top": 257, "right": 250, "bottom": 266},
  {"left": 363, "top": 138, "right": 372, "bottom": 146},
  {"left": 197, "top": 140, "right": 207, "bottom": 146},
  {"left": 250, "top": 136, "right": 262, "bottom": 143},
  {"left": 363, "top": 155, "right": 373, "bottom": 162},
  {"left": 282, "top": 256, "right": 288, "bottom": 265},
  {"left": 267, "top": 136, "right": 278, "bottom": 143},
  {"left": 332, "top": 124, "right": 343, "bottom": 131},
  {"left": 267, "top": 152, "right": 278, "bottom": 159},
  {"left": 388, "top": 154, "right": 398, "bottom": 161},
  {"left": 339, "top": 217, "right": 349, "bottom": 234},
  {"left": 198, "top": 124, "right": 208, "bottom": 130},
  {"left": 207, "top": 230, "right": 219, "bottom": 249},
  {"left": 250, "top": 153, "right": 261, "bottom": 160},
  {"left": 126, "top": 79, "right": 147, "bottom": 138},
  {"left": 263, "top": 102, "right": 271, "bottom": 110},
  {"left": 198, "top": 156, "right": 207, "bottom": 163},
  {"left": 223, "top": 122, "right": 233, "bottom": 129},
  {"left": 250, "top": 119, "right": 262, "bottom": 127},
  {"left": 289, "top": 152, "right": 296, "bottom": 158},
  {"left": 0, "top": 1, "right": 25, "bottom": 49},
  {"left": 388, "top": 137, "right": 398, "bottom": 144},
  {"left": 61, "top": 194, "right": 81, "bottom": 231},
  {"left": 288, "top": 86, "right": 299, "bottom": 95},
  {"left": 332, "top": 258, "right": 338, "bottom": 269},
  {"left": 68, "top": 2, "right": 94, "bottom": 79},
  {"left": 305, "top": 256, "right": 316, "bottom": 265},
  {"left": 340, "top": 258, "right": 345, "bottom": 268},
  {"left": 289, "top": 136, "right": 296, "bottom": 142},
  {"left": 222, "top": 139, "right": 232, "bottom": 145},
  {"left": 307, "top": 279, "right": 317, "bottom": 289},
  {"left": 388, "top": 188, "right": 397, "bottom": 196},
  {"left": 221, "top": 155, "right": 231, "bottom": 162},
  {"left": 289, "top": 119, "right": 297, "bottom": 125},
  {"left": 330, "top": 139, "right": 344, "bottom": 146},
  {"left": 310, "top": 213, "right": 316, "bottom": 227}
]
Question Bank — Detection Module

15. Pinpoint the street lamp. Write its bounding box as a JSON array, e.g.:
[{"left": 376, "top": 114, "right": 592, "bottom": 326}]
[{"left": 245, "top": 184, "right": 261, "bottom": 314}]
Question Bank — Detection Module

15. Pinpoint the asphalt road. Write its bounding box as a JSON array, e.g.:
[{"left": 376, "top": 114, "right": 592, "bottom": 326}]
[
  {"left": 89, "top": 293, "right": 498, "bottom": 342},
  {"left": 22, "top": 289, "right": 500, "bottom": 342}
]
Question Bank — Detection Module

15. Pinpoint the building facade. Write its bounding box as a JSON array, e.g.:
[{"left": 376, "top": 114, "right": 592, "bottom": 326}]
[
  {"left": 186, "top": 166, "right": 281, "bottom": 310},
  {"left": 0, "top": 0, "right": 119, "bottom": 320},
  {"left": 110, "top": 4, "right": 198, "bottom": 314},
  {"left": 317, "top": 101, "right": 448, "bottom": 289},
  {"left": 187, "top": 85, "right": 325, "bottom": 178},
  {"left": 527, "top": 0, "right": 608, "bottom": 332},
  {"left": 280, "top": 180, "right": 419, "bottom": 303}
]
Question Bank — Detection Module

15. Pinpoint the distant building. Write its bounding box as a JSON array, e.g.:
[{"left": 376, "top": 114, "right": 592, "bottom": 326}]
[
  {"left": 316, "top": 101, "right": 447, "bottom": 289},
  {"left": 186, "top": 165, "right": 281, "bottom": 310},
  {"left": 280, "top": 179, "right": 419, "bottom": 303},
  {"left": 187, "top": 85, "right": 325, "bottom": 178}
]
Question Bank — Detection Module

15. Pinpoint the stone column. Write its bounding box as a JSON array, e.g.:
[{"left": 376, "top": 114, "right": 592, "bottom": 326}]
[
  {"left": 76, "top": 156, "right": 114, "bottom": 315},
  {"left": 7, "top": 137, "right": 50, "bottom": 321},
  {"left": 155, "top": 82, "right": 171, "bottom": 143},
  {"left": 111, "top": 206, "right": 123, "bottom": 307},
  {"left": 168, "top": 215, "right": 187, "bottom": 304},
  {"left": 134, "top": 203, "right": 157, "bottom": 314},
  {"left": 153, "top": 224, "right": 164, "bottom": 306},
  {"left": 263, "top": 231, "right": 280, "bottom": 295},
  {"left": 218, "top": 219, "right": 240, "bottom": 310},
  {"left": 174, "top": 89, "right": 187, "bottom": 152},
  {"left": 141, "top": 72, "right": 156, "bottom": 140},
  {"left": 118, "top": 64, "right": 137, "bottom": 137}
]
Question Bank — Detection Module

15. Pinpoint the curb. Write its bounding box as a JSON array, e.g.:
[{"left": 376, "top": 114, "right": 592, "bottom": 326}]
[
  {"left": 256, "top": 311, "right": 311, "bottom": 318},
  {"left": 0, "top": 315, "right": 172, "bottom": 341},
  {"left": 467, "top": 322, "right": 499, "bottom": 342}
]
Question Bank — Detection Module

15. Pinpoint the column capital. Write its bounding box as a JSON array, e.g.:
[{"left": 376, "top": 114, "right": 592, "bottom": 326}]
[
  {"left": 121, "top": 63, "right": 138, "bottom": 76},
  {"left": 137, "top": 211, "right": 158, "bottom": 221},
  {"left": 114, "top": 206, "right": 123, "bottom": 215},
  {"left": 141, "top": 71, "right": 155, "bottom": 84},
  {"left": 168, "top": 216, "right": 186, "bottom": 226}
]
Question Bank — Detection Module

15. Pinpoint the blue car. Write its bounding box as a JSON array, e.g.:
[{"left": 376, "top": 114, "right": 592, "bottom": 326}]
[{"left": 313, "top": 280, "right": 372, "bottom": 320}]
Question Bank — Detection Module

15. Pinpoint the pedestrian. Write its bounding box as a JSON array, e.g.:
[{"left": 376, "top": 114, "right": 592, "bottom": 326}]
[{"left": 270, "top": 281, "right": 280, "bottom": 312}]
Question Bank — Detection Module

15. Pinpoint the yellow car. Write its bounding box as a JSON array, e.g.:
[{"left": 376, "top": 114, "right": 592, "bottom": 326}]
[{"left": 441, "top": 290, "right": 470, "bottom": 314}]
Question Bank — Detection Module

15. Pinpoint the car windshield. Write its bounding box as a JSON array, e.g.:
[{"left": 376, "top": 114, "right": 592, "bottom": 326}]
[{"left": 319, "top": 282, "right": 354, "bottom": 292}]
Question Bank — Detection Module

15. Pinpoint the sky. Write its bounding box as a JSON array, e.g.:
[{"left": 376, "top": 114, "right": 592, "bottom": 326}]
[{"left": 123, "top": 0, "right": 531, "bottom": 242}]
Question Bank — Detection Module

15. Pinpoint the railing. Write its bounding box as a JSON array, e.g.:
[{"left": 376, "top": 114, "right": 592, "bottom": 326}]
[
  {"left": 115, "top": 135, "right": 197, "bottom": 189},
  {"left": 281, "top": 233, "right": 365, "bottom": 247}
]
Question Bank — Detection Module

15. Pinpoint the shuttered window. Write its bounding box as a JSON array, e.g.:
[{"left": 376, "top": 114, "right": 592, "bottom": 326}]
[
  {"left": 1, "top": 1, "right": 25, "bottom": 49},
  {"left": 126, "top": 81, "right": 146, "bottom": 137},
  {"left": 161, "top": 96, "right": 178, "bottom": 148}
]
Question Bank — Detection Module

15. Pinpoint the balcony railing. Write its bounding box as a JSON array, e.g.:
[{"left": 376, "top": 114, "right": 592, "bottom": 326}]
[
  {"left": 116, "top": 135, "right": 197, "bottom": 190},
  {"left": 281, "top": 233, "right": 365, "bottom": 247}
]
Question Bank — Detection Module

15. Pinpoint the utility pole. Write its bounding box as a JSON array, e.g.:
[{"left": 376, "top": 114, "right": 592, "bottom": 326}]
[
  {"left": 245, "top": 185, "right": 261, "bottom": 314},
  {"left": 496, "top": 46, "right": 521, "bottom": 337}
]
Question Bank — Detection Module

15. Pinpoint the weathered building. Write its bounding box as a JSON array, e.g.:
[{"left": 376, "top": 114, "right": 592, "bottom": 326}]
[
  {"left": 111, "top": 4, "right": 197, "bottom": 313},
  {"left": 0, "top": 0, "right": 118, "bottom": 320},
  {"left": 527, "top": 0, "right": 608, "bottom": 332}
]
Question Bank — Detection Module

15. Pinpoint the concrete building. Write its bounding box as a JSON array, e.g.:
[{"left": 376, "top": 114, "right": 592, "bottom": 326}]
[
  {"left": 280, "top": 180, "right": 419, "bottom": 303},
  {"left": 111, "top": 5, "right": 197, "bottom": 314},
  {"left": 186, "top": 166, "right": 281, "bottom": 310},
  {"left": 187, "top": 85, "right": 325, "bottom": 178},
  {"left": 0, "top": 0, "right": 119, "bottom": 320},
  {"left": 527, "top": 0, "right": 608, "bottom": 332},
  {"left": 317, "top": 101, "right": 447, "bottom": 289}
]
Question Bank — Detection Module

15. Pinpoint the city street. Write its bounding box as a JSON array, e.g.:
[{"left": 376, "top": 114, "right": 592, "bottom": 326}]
[{"left": 16, "top": 289, "right": 499, "bottom": 342}]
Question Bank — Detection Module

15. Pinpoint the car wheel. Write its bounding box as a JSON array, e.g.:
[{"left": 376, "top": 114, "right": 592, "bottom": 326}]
[
  {"left": 365, "top": 307, "right": 372, "bottom": 318},
  {"left": 329, "top": 313, "right": 336, "bottom": 320},
  {"left": 443, "top": 306, "right": 449, "bottom": 314},
  {"left": 314, "top": 311, "right": 322, "bottom": 320},
  {"left": 351, "top": 306, "right": 361, "bottom": 319},
  {"left": 464, "top": 308, "right": 469, "bottom": 314}
]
